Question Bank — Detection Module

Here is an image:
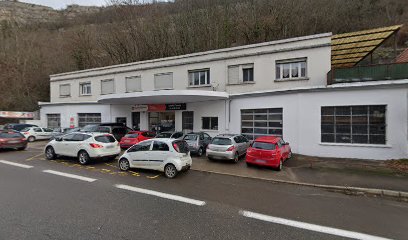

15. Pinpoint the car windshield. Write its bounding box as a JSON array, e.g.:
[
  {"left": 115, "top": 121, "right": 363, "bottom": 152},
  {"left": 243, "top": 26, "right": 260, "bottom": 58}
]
[
  {"left": 252, "top": 141, "right": 276, "bottom": 150},
  {"left": 0, "top": 132, "right": 23, "bottom": 138},
  {"left": 184, "top": 135, "right": 198, "bottom": 141},
  {"left": 124, "top": 133, "right": 139, "bottom": 138},
  {"left": 94, "top": 135, "right": 116, "bottom": 143},
  {"left": 156, "top": 132, "right": 172, "bottom": 138},
  {"left": 211, "top": 137, "right": 232, "bottom": 145}
]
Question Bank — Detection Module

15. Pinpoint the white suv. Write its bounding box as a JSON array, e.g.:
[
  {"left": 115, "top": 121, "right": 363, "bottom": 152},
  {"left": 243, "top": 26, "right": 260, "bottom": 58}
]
[
  {"left": 118, "top": 139, "right": 192, "bottom": 178},
  {"left": 45, "top": 132, "right": 121, "bottom": 165}
]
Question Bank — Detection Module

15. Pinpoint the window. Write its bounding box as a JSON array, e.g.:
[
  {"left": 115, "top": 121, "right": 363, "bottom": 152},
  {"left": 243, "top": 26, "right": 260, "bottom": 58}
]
[
  {"left": 72, "top": 134, "right": 91, "bottom": 141},
  {"left": 252, "top": 141, "right": 276, "bottom": 150},
  {"left": 80, "top": 82, "right": 92, "bottom": 96},
  {"left": 126, "top": 76, "right": 142, "bottom": 92},
  {"left": 43, "top": 128, "right": 54, "bottom": 132},
  {"left": 78, "top": 113, "right": 101, "bottom": 128},
  {"left": 172, "top": 132, "right": 184, "bottom": 139},
  {"left": 101, "top": 79, "right": 115, "bottom": 95},
  {"left": 47, "top": 114, "right": 60, "bottom": 129},
  {"left": 95, "top": 135, "right": 116, "bottom": 143},
  {"left": 202, "top": 117, "right": 218, "bottom": 130},
  {"left": 154, "top": 73, "right": 173, "bottom": 90},
  {"left": 182, "top": 111, "right": 194, "bottom": 131},
  {"left": 152, "top": 141, "right": 169, "bottom": 151},
  {"left": 321, "top": 105, "right": 386, "bottom": 144},
  {"left": 276, "top": 59, "right": 307, "bottom": 80},
  {"left": 33, "top": 128, "right": 42, "bottom": 133},
  {"left": 59, "top": 84, "right": 71, "bottom": 97},
  {"left": 188, "top": 69, "right": 210, "bottom": 86},
  {"left": 228, "top": 64, "right": 254, "bottom": 84},
  {"left": 241, "top": 108, "right": 283, "bottom": 140},
  {"left": 62, "top": 133, "right": 75, "bottom": 141},
  {"left": 129, "top": 141, "right": 152, "bottom": 152}
]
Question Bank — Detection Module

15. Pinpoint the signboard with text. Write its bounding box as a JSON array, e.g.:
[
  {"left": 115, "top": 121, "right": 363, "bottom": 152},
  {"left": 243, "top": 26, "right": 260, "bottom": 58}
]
[
  {"left": 132, "top": 104, "right": 186, "bottom": 112},
  {"left": 0, "top": 111, "right": 34, "bottom": 119}
]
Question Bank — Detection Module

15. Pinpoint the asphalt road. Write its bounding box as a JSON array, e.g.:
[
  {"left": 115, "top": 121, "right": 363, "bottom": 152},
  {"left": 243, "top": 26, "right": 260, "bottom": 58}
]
[{"left": 0, "top": 142, "right": 407, "bottom": 240}]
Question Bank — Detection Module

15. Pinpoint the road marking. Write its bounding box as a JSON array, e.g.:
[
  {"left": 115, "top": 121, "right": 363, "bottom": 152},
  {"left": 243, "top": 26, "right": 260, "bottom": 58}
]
[
  {"left": 26, "top": 152, "right": 44, "bottom": 161},
  {"left": 146, "top": 174, "right": 161, "bottom": 179},
  {"left": 42, "top": 170, "right": 97, "bottom": 182},
  {"left": 115, "top": 184, "right": 206, "bottom": 206},
  {"left": 239, "top": 211, "right": 391, "bottom": 240},
  {"left": 0, "top": 160, "right": 33, "bottom": 169}
]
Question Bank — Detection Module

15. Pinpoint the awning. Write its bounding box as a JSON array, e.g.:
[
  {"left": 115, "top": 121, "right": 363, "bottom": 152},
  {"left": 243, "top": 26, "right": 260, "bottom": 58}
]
[{"left": 97, "top": 90, "right": 229, "bottom": 104}]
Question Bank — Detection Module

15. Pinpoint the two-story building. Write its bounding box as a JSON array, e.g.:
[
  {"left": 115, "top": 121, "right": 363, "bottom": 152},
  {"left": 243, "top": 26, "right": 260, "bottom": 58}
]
[{"left": 39, "top": 26, "right": 408, "bottom": 160}]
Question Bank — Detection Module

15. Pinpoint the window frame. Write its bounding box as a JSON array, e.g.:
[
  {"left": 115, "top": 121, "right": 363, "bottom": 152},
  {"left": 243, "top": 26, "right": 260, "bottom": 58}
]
[
  {"left": 188, "top": 69, "right": 211, "bottom": 87},
  {"left": 125, "top": 75, "right": 142, "bottom": 93},
  {"left": 154, "top": 72, "right": 173, "bottom": 90},
  {"left": 100, "top": 79, "right": 115, "bottom": 95},
  {"left": 228, "top": 64, "right": 255, "bottom": 85},
  {"left": 59, "top": 84, "right": 71, "bottom": 97},
  {"left": 275, "top": 58, "right": 307, "bottom": 81},
  {"left": 77, "top": 113, "right": 101, "bottom": 128},
  {"left": 47, "top": 114, "right": 61, "bottom": 129},
  {"left": 79, "top": 82, "right": 92, "bottom": 96},
  {"left": 202, "top": 117, "right": 218, "bottom": 131}
]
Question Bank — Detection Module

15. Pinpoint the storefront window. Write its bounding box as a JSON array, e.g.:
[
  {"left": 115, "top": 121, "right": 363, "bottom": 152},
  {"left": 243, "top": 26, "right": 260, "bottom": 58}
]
[{"left": 202, "top": 117, "right": 218, "bottom": 130}]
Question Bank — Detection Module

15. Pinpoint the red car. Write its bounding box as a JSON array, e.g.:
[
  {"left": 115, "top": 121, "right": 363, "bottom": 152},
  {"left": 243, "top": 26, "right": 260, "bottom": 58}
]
[
  {"left": 0, "top": 130, "right": 28, "bottom": 151},
  {"left": 245, "top": 136, "right": 292, "bottom": 171},
  {"left": 119, "top": 131, "right": 156, "bottom": 149}
]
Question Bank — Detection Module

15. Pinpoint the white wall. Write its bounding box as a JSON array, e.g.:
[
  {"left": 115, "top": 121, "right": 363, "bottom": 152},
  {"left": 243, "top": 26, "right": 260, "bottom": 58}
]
[{"left": 229, "top": 87, "right": 408, "bottom": 160}]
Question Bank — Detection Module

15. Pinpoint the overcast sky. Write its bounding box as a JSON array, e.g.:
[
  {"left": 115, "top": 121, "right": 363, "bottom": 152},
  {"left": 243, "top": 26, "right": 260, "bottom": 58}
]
[{"left": 20, "top": 0, "right": 108, "bottom": 9}]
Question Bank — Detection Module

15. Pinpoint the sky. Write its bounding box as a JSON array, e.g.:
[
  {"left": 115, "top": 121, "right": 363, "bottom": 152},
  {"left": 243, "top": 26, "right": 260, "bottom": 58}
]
[{"left": 20, "top": 0, "right": 108, "bottom": 9}]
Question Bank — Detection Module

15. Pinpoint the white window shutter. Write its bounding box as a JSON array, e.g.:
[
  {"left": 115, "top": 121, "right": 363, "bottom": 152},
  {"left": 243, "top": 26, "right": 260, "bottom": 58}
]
[
  {"left": 154, "top": 73, "right": 173, "bottom": 89},
  {"left": 59, "top": 84, "right": 70, "bottom": 96},
  {"left": 228, "top": 66, "right": 240, "bottom": 84},
  {"left": 126, "top": 76, "right": 142, "bottom": 92},
  {"left": 101, "top": 79, "right": 114, "bottom": 95}
]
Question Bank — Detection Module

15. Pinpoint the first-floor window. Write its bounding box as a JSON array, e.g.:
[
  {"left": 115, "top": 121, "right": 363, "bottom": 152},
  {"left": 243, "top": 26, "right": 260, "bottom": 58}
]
[
  {"left": 228, "top": 64, "right": 254, "bottom": 84},
  {"left": 189, "top": 69, "right": 210, "bottom": 86},
  {"left": 78, "top": 113, "right": 101, "bottom": 128},
  {"left": 202, "top": 117, "right": 218, "bottom": 130},
  {"left": 101, "top": 79, "right": 115, "bottom": 95},
  {"left": 80, "top": 82, "right": 92, "bottom": 96},
  {"left": 241, "top": 108, "right": 283, "bottom": 140},
  {"left": 276, "top": 58, "right": 307, "bottom": 80},
  {"left": 321, "top": 105, "right": 386, "bottom": 144},
  {"left": 47, "top": 114, "right": 60, "bottom": 129}
]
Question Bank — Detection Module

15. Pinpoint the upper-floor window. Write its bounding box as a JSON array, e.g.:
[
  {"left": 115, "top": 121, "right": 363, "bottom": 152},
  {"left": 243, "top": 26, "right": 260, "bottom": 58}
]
[
  {"left": 276, "top": 58, "right": 307, "bottom": 80},
  {"left": 80, "top": 82, "right": 92, "bottom": 96},
  {"left": 154, "top": 73, "right": 173, "bottom": 90},
  {"left": 188, "top": 69, "right": 210, "bottom": 87},
  {"left": 126, "top": 76, "right": 142, "bottom": 92},
  {"left": 59, "top": 84, "right": 71, "bottom": 97},
  {"left": 228, "top": 64, "right": 254, "bottom": 84},
  {"left": 101, "top": 79, "right": 115, "bottom": 95}
]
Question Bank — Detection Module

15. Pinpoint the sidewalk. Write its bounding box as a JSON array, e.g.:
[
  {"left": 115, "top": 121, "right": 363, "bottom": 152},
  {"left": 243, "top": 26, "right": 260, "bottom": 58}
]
[{"left": 191, "top": 154, "right": 408, "bottom": 193}]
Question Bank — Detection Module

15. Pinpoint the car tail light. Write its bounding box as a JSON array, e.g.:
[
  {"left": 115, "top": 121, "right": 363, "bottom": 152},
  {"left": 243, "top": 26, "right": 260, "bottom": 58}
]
[
  {"left": 173, "top": 143, "right": 180, "bottom": 152},
  {"left": 89, "top": 143, "right": 103, "bottom": 148},
  {"left": 226, "top": 146, "right": 235, "bottom": 151},
  {"left": 23, "top": 132, "right": 29, "bottom": 135},
  {"left": 0, "top": 139, "right": 5, "bottom": 143}
]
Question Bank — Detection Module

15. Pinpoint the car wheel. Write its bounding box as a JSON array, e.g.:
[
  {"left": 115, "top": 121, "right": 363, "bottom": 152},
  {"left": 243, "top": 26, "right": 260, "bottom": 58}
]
[
  {"left": 233, "top": 152, "right": 239, "bottom": 163},
  {"left": 197, "top": 147, "right": 204, "bottom": 157},
  {"left": 45, "top": 146, "right": 56, "bottom": 160},
  {"left": 27, "top": 136, "right": 35, "bottom": 142},
  {"left": 277, "top": 159, "right": 283, "bottom": 171},
  {"left": 164, "top": 164, "right": 178, "bottom": 179},
  {"left": 78, "top": 151, "right": 90, "bottom": 165},
  {"left": 287, "top": 151, "right": 292, "bottom": 159},
  {"left": 119, "top": 158, "right": 130, "bottom": 171}
]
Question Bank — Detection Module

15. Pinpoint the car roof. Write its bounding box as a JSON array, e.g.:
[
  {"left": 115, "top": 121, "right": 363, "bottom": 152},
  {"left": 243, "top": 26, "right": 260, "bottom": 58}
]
[
  {"left": 215, "top": 134, "right": 239, "bottom": 138},
  {"left": 254, "top": 136, "right": 281, "bottom": 143},
  {"left": 142, "top": 138, "right": 175, "bottom": 144}
]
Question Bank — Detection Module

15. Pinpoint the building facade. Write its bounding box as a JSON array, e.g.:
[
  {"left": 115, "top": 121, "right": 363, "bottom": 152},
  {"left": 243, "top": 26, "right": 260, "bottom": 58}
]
[{"left": 39, "top": 32, "right": 408, "bottom": 160}]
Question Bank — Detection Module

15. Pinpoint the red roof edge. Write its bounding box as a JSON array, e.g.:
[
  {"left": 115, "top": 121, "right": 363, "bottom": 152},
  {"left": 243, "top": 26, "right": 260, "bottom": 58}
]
[{"left": 396, "top": 48, "right": 408, "bottom": 63}]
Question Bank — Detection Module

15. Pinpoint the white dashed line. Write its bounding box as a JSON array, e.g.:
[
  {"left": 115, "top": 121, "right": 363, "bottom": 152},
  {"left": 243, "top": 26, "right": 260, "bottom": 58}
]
[
  {"left": 239, "top": 210, "right": 391, "bottom": 240},
  {"left": 0, "top": 160, "right": 33, "bottom": 169},
  {"left": 42, "top": 170, "right": 97, "bottom": 182},
  {"left": 115, "top": 184, "right": 206, "bottom": 206}
]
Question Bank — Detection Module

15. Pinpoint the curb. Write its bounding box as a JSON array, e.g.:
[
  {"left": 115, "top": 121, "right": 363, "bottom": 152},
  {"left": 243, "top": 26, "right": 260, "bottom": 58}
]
[{"left": 191, "top": 168, "right": 408, "bottom": 202}]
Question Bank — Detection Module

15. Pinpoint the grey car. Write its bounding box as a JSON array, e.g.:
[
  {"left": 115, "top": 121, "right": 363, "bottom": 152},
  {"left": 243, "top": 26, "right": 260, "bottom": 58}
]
[
  {"left": 183, "top": 132, "right": 212, "bottom": 156},
  {"left": 206, "top": 134, "right": 250, "bottom": 163}
]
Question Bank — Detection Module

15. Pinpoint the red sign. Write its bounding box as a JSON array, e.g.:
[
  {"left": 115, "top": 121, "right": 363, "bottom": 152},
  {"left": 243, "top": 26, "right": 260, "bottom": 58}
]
[{"left": 148, "top": 104, "right": 167, "bottom": 112}]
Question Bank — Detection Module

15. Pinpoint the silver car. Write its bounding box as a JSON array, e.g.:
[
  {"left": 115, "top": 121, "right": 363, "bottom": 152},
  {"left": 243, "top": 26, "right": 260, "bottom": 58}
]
[
  {"left": 183, "top": 132, "right": 212, "bottom": 156},
  {"left": 206, "top": 134, "right": 250, "bottom": 163}
]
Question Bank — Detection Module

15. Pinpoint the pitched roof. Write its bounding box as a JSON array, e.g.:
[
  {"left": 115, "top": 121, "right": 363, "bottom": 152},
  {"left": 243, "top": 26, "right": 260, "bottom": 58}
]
[{"left": 396, "top": 48, "right": 408, "bottom": 63}]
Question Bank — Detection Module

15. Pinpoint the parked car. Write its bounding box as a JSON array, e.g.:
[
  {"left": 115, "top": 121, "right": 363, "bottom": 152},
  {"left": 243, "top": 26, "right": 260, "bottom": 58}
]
[
  {"left": 51, "top": 127, "right": 81, "bottom": 140},
  {"left": 245, "top": 136, "right": 292, "bottom": 171},
  {"left": 183, "top": 132, "right": 212, "bottom": 156},
  {"left": 21, "top": 127, "right": 54, "bottom": 142},
  {"left": 119, "top": 130, "right": 156, "bottom": 149},
  {"left": 118, "top": 139, "right": 191, "bottom": 178},
  {"left": 0, "top": 130, "right": 27, "bottom": 150},
  {"left": 45, "top": 132, "right": 121, "bottom": 165},
  {"left": 206, "top": 134, "right": 250, "bottom": 163},
  {"left": 81, "top": 123, "right": 132, "bottom": 141},
  {"left": 155, "top": 131, "right": 184, "bottom": 139},
  {"left": 3, "top": 123, "right": 38, "bottom": 132}
]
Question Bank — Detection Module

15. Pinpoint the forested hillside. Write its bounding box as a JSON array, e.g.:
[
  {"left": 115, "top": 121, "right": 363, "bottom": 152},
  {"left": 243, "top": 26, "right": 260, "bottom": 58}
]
[{"left": 0, "top": 0, "right": 407, "bottom": 111}]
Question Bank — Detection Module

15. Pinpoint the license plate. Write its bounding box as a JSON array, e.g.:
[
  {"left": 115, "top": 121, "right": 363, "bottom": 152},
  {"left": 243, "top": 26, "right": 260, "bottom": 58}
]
[
  {"left": 125, "top": 140, "right": 131, "bottom": 143},
  {"left": 106, "top": 145, "right": 114, "bottom": 149},
  {"left": 8, "top": 140, "right": 19, "bottom": 144},
  {"left": 256, "top": 159, "right": 266, "bottom": 163}
]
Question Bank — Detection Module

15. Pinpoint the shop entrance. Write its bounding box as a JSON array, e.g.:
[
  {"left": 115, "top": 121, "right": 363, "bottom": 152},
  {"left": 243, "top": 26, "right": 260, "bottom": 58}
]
[
  {"left": 132, "top": 112, "right": 141, "bottom": 130},
  {"left": 149, "top": 112, "right": 175, "bottom": 133}
]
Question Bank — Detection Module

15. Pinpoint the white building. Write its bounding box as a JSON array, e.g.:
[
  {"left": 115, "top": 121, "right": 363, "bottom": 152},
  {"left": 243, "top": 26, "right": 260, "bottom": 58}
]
[{"left": 39, "top": 28, "right": 408, "bottom": 160}]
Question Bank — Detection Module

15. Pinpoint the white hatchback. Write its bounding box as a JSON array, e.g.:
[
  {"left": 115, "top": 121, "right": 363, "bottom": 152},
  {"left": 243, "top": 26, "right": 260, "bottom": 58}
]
[
  {"left": 45, "top": 132, "right": 121, "bottom": 165},
  {"left": 21, "top": 127, "right": 54, "bottom": 142},
  {"left": 118, "top": 139, "right": 192, "bottom": 178}
]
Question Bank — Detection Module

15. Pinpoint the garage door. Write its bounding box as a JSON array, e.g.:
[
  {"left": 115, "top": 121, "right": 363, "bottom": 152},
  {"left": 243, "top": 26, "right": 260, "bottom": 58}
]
[
  {"left": 241, "top": 108, "right": 283, "bottom": 140},
  {"left": 78, "top": 113, "right": 101, "bottom": 128}
]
